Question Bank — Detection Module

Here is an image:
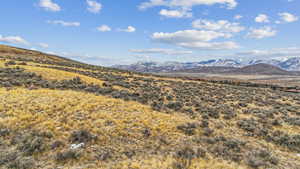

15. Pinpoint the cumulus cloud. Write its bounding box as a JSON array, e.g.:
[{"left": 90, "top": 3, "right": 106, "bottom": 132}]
[
  {"left": 277, "top": 12, "right": 298, "bottom": 23},
  {"left": 247, "top": 26, "right": 277, "bottom": 39},
  {"left": 38, "top": 43, "right": 49, "bottom": 48},
  {"left": 234, "top": 15, "right": 243, "bottom": 20},
  {"left": 0, "top": 35, "right": 29, "bottom": 45},
  {"left": 130, "top": 48, "right": 193, "bottom": 55},
  {"left": 139, "top": 0, "right": 237, "bottom": 10},
  {"left": 139, "top": 0, "right": 169, "bottom": 10},
  {"left": 47, "top": 20, "right": 80, "bottom": 27},
  {"left": 86, "top": 0, "right": 102, "bottom": 13},
  {"left": 151, "top": 30, "right": 238, "bottom": 50},
  {"left": 118, "top": 26, "right": 136, "bottom": 32},
  {"left": 97, "top": 25, "right": 111, "bottom": 32},
  {"left": 159, "top": 9, "right": 192, "bottom": 18},
  {"left": 152, "top": 30, "right": 231, "bottom": 43},
  {"left": 255, "top": 14, "right": 270, "bottom": 23},
  {"left": 192, "top": 19, "right": 245, "bottom": 33},
  {"left": 38, "top": 0, "right": 61, "bottom": 12},
  {"left": 177, "top": 41, "right": 239, "bottom": 50}
]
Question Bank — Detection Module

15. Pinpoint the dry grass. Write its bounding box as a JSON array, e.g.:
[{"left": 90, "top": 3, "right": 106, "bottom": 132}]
[{"left": 0, "top": 88, "right": 256, "bottom": 169}]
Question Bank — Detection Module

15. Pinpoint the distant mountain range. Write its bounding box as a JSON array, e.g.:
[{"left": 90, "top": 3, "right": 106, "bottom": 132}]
[
  {"left": 112, "top": 57, "right": 300, "bottom": 74},
  {"left": 225, "top": 63, "right": 296, "bottom": 75}
]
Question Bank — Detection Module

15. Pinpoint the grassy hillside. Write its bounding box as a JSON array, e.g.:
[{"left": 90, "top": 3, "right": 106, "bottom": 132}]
[{"left": 0, "top": 44, "right": 300, "bottom": 169}]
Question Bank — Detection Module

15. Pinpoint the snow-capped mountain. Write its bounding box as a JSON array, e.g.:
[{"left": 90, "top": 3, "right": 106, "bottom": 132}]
[
  {"left": 204, "top": 59, "right": 242, "bottom": 67},
  {"left": 112, "top": 57, "right": 300, "bottom": 72},
  {"left": 279, "top": 57, "right": 300, "bottom": 71},
  {"left": 247, "top": 59, "right": 282, "bottom": 66}
]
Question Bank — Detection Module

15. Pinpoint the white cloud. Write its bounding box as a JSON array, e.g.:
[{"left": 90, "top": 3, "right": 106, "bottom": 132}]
[
  {"left": 278, "top": 12, "right": 298, "bottom": 23},
  {"left": 177, "top": 41, "right": 239, "bottom": 50},
  {"left": 38, "top": 0, "right": 61, "bottom": 12},
  {"left": 234, "top": 15, "right": 243, "bottom": 20},
  {"left": 247, "top": 26, "right": 277, "bottom": 39},
  {"left": 139, "top": 0, "right": 169, "bottom": 10},
  {"left": 38, "top": 43, "right": 49, "bottom": 48},
  {"left": 119, "top": 26, "right": 136, "bottom": 33},
  {"left": 47, "top": 20, "right": 80, "bottom": 27},
  {"left": 255, "top": 14, "right": 269, "bottom": 23},
  {"left": 139, "top": 0, "right": 237, "bottom": 10},
  {"left": 159, "top": 9, "right": 192, "bottom": 18},
  {"left": 97, "top": 25, "right": 111, "bottom": 32},
  {"left": 0, "top": 35, "right": 29, "bottom": 45},
  {"left": 151, "top": 29, "right": 237, "bottom": 50},
  {"left": 152, "top": 30, "right": 231, "bottom": 43},
  {"left": 130, "top": 48, "right": 193, "bottom": 55},
  {"left": 86, "top": 0, "right": 102, "bottom": 13},
  {"left": 192, "top": 19, "right": 245, "bottom": 33}
]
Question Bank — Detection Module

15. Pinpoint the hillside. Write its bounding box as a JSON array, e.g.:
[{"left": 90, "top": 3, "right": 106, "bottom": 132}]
[
  {"left": 0, "top": 45, "right": 300, "bottom": 169},
  {"left": 225, "top": 63, "right": 295, "bottom": 75},
  {"left": 173, "top": 66, "right": 239, "bottom": 74}
]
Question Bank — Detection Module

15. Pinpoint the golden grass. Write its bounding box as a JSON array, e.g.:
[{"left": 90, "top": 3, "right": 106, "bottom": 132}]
[
  {"left": 25, "top": 65, "right": 104, "bottom": 84},
  {"left": 108, "top": 155, "right": 246, "bottom": 169},
  {"left": 0, "top": 44, "right": 67, "bottom": 63},
  {"left": 3, "top": 63, "right": 128, "bottom": 90},
  {"left": 0, "top": 59, "right": 5, "bottom": 67},
  {"left": 274, "top": 124, "right": 300, "bottom": 135},
  {"left": 0, "top": 88, "right": 192, "bottom": 140},
  {"left": 0, "top": 87, "right": 253, "bottom": 169}
]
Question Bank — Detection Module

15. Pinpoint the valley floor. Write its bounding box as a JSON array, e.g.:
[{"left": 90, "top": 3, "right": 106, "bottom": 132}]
[{"left": 157, "top": 72, "right": 300, "bottom": 87}]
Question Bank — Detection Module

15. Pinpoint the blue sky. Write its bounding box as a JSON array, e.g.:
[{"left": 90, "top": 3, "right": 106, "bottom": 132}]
[{"left": 0, "top": 0, "right": 299, "bottom": 66}]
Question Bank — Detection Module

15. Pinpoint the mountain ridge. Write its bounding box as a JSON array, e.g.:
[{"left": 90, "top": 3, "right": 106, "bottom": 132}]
[{"left": 112, "top": 57, "right": 300, "bottom": 73}]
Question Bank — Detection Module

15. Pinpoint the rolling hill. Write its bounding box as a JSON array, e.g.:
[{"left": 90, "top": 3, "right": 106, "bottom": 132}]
[
  {"left": 224, "top": 63, "right": 296, "bottom": 75},
  {"left": 0, "top": 44, "right": 300, "bottom": 169}
]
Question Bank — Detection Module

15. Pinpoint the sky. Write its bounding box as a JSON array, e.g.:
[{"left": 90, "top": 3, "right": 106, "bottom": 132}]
[{"left": 0, "top": 0, "right": 300, "bottom": 66}]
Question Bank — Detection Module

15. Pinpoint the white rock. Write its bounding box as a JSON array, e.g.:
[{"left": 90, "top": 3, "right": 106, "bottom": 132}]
[{"left": 70, "top": 143, "right": 85, "bottom": 149}]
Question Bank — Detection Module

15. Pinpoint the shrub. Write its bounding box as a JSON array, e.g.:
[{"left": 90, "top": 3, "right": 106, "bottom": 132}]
[
  {"left": 69, "top": 130, "right": 95, "bottom": 143},
  {"left": 177, "top": 123, "right": 197, "bottom": 136},
  {"left": 123, "top": 150, "right": 135, "bottom": 158},
  {"left": 246, "top": 149, "right": 278, "bottom": 168},
  {"left": 166, "top": 102, "right": 183, "bottom": 111},
  {"left": 223, "top": 111, "right": 237, "bottom": 120},
  {"left": 96, "top": 149, "right": 112, "bottom": 161},
  {"left": 150, "top": 101, "right": 163, "bottom": 111},
  {"left": 17, "top": 134, "right": 46, "bottom": 156},
  {"left": 5, "top": 61, "right": 16, "bottom": 66},
  {"left": 55, "top": 150, "right": 80, "bottom": 162},
  {"left": 142, "top": 128, "right": 151, "bottom": 138},
  {"left": 7, "top": 156, "right": 35, "bottom": 169},
  {"left": 285, "top": 117, "right": 300, "bottom": 126},
  {"left": 51, "top": 140, "right": 65, "bottom": 150},
  {"left": 203, "top": 127, "right": 214, "bottom": 136},
  {"left": 237, "top": 118, "right": 258, "bottom": 133},
  {"left": 0, "top": 151, "right": 17, "bottom": 165},
  {"left": 0, "top": 128, "right": 10, "bottom": 137},
  {"left": 18, "top": 62, "right": 27, "bottom": 65},
  {"left": 207, "top": 110, "right": 220, "bottom": 119},
  {"left": 199, "top": 120, "right": 209, "bottom": 128},
  {"left": 175, "top": 147, "right": 196, "bottom": 160}
]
